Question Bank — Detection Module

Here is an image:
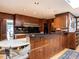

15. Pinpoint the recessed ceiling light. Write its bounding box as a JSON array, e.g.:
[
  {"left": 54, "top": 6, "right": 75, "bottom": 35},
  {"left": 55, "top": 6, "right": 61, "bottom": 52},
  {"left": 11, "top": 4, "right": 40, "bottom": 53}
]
[
  {"left": 24, "top": 9, "right": 26, "bottom": 11},
  {"left": 65, "top": 0, "right": 79, "bottom": 8},
  {"left": 33, "top": 12, "right": 37, "bottom": 14},
  {"left": 34, "top": 1, "right": 39, "bottom": 5}
]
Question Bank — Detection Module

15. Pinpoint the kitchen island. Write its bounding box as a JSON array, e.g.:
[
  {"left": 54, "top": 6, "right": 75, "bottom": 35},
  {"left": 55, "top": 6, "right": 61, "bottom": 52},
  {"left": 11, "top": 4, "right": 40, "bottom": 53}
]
[
  {"left": 14, "top": 32, "right": 76, "bottom": 59},
  {"left": 28, "top": 32, "right": 68, "bottom": 59}
]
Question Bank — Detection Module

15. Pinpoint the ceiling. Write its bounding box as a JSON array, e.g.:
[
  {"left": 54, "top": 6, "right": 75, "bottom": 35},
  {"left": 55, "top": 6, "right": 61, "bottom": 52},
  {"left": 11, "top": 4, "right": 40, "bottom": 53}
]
[{"left": 0, "top": 0, "right": 79, "bottom": 19}]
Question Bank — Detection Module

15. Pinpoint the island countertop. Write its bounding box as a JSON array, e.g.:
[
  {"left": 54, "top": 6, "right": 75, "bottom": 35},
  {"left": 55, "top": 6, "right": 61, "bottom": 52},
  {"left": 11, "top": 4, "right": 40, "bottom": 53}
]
[{"left": 15, "top": 31, "right": 67, "bottom": 39}]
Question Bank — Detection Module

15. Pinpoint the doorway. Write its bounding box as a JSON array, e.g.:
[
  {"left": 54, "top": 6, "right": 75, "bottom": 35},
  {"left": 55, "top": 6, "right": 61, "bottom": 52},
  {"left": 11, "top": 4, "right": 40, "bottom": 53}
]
[{"left": 44, "top": 23, "right": 48, "bottom": 34}]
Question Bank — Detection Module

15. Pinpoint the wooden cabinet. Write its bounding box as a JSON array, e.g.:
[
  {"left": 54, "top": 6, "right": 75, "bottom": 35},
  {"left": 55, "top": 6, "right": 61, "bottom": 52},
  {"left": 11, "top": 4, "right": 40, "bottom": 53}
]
[
  {"left": 67, "top": 33, "right": 76, "bottom": 49},
  {"left": 14, "top": 14, "right": 53, "bottom": 33},
  {"left": 54, "top": 12, "right": 76, "bottom": 32},
  {"left": 0, "top": 19, "right": 6, "bottom": 40},
  {"left": 29, "top": 37, "right": 50, "bottom": 59},
  {"left": 14, "top": 15, "right": 23, "bottom": 26},
  {"left": 54, "top": 12, "right": 77, "bottom": 49},
  {"left": 29, "top": 48, "right": 44, "bottom": 59},
  {"left": 61, "top": 34, "right": 68, "bottom": 48},
  {"left": 29, "top": 45, "right": 50, "bottom": 59},
  {"left": 43, "top": 45, "right": 50, "bottom": 59},
  {"left": 48, "top": 33, "right": 67, "bottom": 56},
  {"left": 14, "top": 14, "right": 40, "bottom": 26},
  {"left": 29, "top": 33, "right": 67, "bottom": 59},
  {"left": 54, "top": 13, "right": 68, "bottom": 29}
]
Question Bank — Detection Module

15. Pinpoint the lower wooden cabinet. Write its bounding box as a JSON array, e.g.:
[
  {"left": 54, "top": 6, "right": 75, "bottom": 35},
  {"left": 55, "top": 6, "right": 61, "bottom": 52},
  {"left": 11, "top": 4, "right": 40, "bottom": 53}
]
[
  {"left": 29, "top": 48, "right": 43, "bottom": 59},
  {"left": 29, "top": 33, "right": 68, "bottom": 59},
  {"left": 29, "top": 45, "right": 50, "bottom": 59},
  {"left": 43, "top": 45, "right": 51, "bottom": 59},
  {"left": 67, "top": 33, "right": 76, "bottom": 49},
  {"left": 29, "top": 38, "right": 50, "bottom": 59},
  {"left": 29, "top": 48, "right": 44, "bottom": 59}
]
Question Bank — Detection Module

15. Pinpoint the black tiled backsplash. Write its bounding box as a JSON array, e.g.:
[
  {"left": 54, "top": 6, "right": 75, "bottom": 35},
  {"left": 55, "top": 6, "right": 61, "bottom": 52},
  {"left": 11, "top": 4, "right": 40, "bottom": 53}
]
[{"left": 14, "top": 26, "right": 40, "bottom": 34}]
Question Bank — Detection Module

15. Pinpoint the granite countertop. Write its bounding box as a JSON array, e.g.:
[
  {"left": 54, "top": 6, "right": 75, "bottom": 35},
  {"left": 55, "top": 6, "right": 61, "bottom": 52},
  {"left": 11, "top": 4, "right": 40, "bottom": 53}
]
[
  {"left": 14, "top": 31, "right": 66, "bottom": 38},
  {"left": 15, "top": 33, "right": 51, "bottom": 38}
]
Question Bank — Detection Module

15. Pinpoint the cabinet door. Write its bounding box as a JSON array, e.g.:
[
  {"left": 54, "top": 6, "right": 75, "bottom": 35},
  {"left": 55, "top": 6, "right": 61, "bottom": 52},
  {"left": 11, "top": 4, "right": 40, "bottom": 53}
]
[
  {"left": 30, "top": 39, "right": 35, "bottom": 49},
  {"left": 0, "top": 19, "right": 6, "bottom": 40},
  {"left": 62, "top": 34, "right": 68, "bottom": 48},
  {"left": 14, "top": 15, "right": 23, "bottom": 26},
  {"left": 58, "top": 35, "right": 63, "bottom": 50},
  {"left": 55, "top": 35, "right": 61, "bottom": 53},
  {"left": 29, "top": 50, "right": 35, "bottom": 59},
  {"left": 29, "top": 48, "right": 44, "bottom": 59},
  {"left": 67, "top": 33, "right": 76, "bottom": 49},
  {"left": 54, "top": 14, "right": 67, "bottom": 29},
  {"left": 54, "top": 17, "right": 61, "bottom": 28},
  {"left": 43, "top": 45, "right": 51, "bottom": 59},
  {"left": 35, "top": 48, "right": 44, "bottom": 59},
  {"left": 0, "top": 19, "right": 1, "bottom": 40}
]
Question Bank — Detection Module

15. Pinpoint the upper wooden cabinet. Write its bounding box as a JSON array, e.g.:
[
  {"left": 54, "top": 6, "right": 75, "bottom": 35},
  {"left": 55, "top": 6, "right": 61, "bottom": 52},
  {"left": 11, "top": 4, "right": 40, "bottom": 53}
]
[
  {"left": 54, "top": 13, "right": 68, "bottom": 29},
  {"left": 14, "top": 14, "right": 53, "bottom": 33},
  {"left": 14, "top": 15, "right": 23, "bottom": 26},
  {"left": 54, "top": 12, "right": 76, "bottom": 32},
  {"left": 14, "top": 14, "right": 40, "bottom": 26}
]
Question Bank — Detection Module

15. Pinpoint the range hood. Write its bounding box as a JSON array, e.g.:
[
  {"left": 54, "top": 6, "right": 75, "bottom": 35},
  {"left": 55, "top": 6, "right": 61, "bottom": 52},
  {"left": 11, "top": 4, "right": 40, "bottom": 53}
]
[{"left": 23, "top": 23, "right": 40, "bottom": 27}]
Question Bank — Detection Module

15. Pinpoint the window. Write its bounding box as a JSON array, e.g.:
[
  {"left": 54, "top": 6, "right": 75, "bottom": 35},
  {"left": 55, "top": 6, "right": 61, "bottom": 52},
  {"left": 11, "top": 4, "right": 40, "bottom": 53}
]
[
  {"left": 77, "top": 18, "right": 79, "bottom": 31},
  {"left": 65, "top": 0, "right": 79, "bottom": 8}
]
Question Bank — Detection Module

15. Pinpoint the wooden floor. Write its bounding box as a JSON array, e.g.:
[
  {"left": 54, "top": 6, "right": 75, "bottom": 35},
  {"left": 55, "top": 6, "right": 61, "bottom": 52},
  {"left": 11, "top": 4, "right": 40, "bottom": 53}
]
[
  {"left": 0, "top": 54, "right": 6, "bottom": 59},
  {"left": 50, "top": 48, "right": 68, "bottom": 59},
  {"left": 50, "top": 45, "right": 79, "bottom": 59},
  {"left": 0, "top": 46, "right": 79, "bottom": 59},
  {"left": 76, "top": 45, "right": 79, "bottom": 52}
]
